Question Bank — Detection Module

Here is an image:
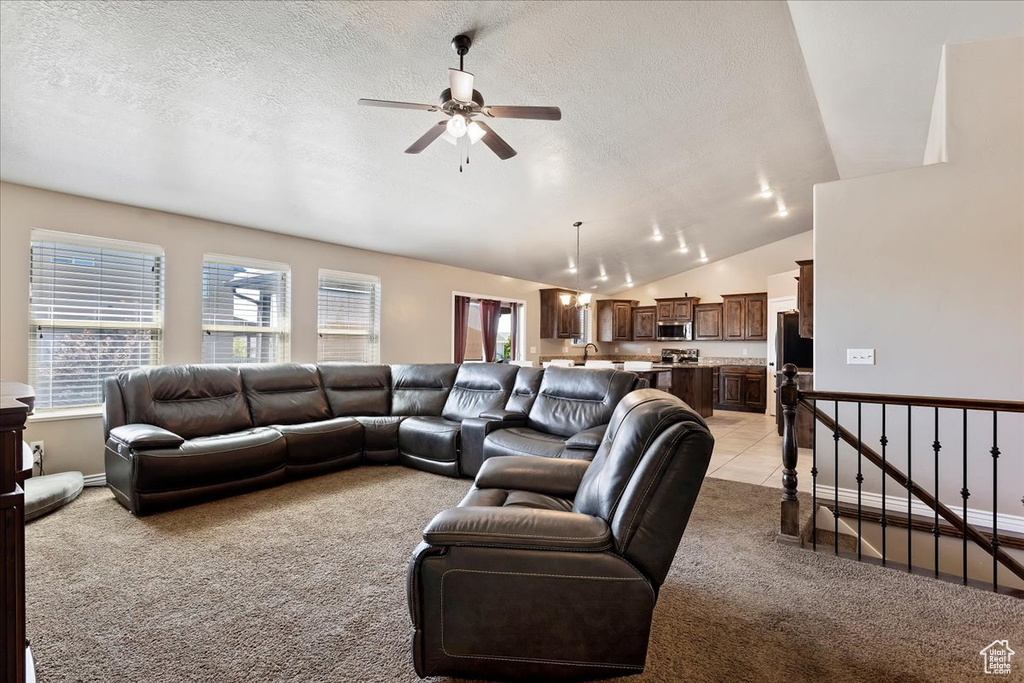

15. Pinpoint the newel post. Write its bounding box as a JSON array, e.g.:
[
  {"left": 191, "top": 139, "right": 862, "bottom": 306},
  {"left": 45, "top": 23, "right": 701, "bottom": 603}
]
[{"left": 778, "top": 363, "right": 801, "bottom": 544}]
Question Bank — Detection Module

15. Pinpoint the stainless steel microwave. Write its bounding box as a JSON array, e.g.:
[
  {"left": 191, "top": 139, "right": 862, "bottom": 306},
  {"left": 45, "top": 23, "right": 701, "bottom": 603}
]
[{"left": 656, "top": 321, "right": 693, "bottom": 341}]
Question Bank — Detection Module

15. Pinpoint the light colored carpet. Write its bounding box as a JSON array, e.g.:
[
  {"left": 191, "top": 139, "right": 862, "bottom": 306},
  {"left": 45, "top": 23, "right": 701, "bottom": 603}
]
[{"left": 25, "top": 466, "right": 1024, "bottom": 683}]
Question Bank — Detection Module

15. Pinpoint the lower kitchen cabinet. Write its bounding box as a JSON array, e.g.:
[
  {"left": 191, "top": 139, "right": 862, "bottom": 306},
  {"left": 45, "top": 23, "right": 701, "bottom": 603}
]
[{"left": 713, "top": 365, "right": 767, "bottom": 413}]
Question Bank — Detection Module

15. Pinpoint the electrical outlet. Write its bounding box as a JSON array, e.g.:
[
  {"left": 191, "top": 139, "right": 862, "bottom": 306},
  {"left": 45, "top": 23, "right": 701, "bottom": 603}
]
[
  {"left": 742, "top": 348, "right": 748, "bottom": 356},
  {"left": 529, "top": 346, "right": 536, "bottom": 354},
  {"left": 847, "top": 348, "right": 876, "bottom": 365},
  {"left": 614, "top": 346, "right": 619, "bottom": 352},
  {"left": 29, "top": 441, "right": 44, "bottom": 463},
  {"left": 562, "top": 345, "right": 568, "bottom": 353},
  {"left": 646, "top": 347, "right": 651, "bottom": 353}
]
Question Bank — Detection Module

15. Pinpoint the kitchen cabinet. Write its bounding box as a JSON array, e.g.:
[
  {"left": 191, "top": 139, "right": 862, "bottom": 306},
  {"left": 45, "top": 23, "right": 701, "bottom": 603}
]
[
  {"left": 796, "top": 259, "right": 813, "bottom": 339},
  {"left": 655, "top": 297, "right": 698, "bottom": 323},
  {"left": 714, "top": 365, "right": 767, "bottom": 413},
  {"left": 596, "top": 299, "right": 638, "bottom": 342},
  {"left": 539, "top": 288, "right": 582, "bottom": 339},
  {"left": 669, "top": 366, "right": 714, "bottom": 418},
  {"left": 721, "top": 292, "right": 768, "bottom": 341},
  {"left": 693, "top": 303, "right": 723, "bottom": 341},
  {"left": 631, "top": 306, "right": 656, "bottom": 341}
]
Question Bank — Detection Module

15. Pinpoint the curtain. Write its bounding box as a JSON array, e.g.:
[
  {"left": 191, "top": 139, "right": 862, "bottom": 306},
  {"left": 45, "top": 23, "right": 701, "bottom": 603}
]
[
  {"left": 479, "top": 299, "right": 502, "bottom": 363},
  {"left": 453, "top": 295, "right": 470, "bottom": 363},
  {"left": 509, "top": 303, "right": 519, "bottom": 361}
]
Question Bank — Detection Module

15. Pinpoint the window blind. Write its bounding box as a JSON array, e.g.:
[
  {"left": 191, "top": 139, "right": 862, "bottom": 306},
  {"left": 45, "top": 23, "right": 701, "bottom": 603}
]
[
  {"left": 573, "top": 306, "right": 591, "bottom": 345},
  {"left": 29, "top": 231, "right": 164, "bottom": 411},
  {"left": 202, "top": 256, "right": 290, "bottom": 364},
  {"left": 317, "top": 269, "right": 381, "bottom": 363}
]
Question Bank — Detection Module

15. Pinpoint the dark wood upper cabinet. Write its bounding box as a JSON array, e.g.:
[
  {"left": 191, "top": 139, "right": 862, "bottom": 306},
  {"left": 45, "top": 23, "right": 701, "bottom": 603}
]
[
  {"left": 596, "top": 299, "right": 638, "bottom": 342},
  {"left": 540, "top": 288, "right": 582, "bottom": 339},
  {"left": 796, "top": 259, "right": 813, "bottom": 339},
  {"left": 721, "top": 292, "right": 768, "bottom": 342},
  {"left": 632, "top": 306, "right": 656, "bottom": 341},
  {"left": 693, "top": 303, "right": 723, "bottom": 340},
  {"left": 655, "top": 297, "right": 698, "bottom": 323}
]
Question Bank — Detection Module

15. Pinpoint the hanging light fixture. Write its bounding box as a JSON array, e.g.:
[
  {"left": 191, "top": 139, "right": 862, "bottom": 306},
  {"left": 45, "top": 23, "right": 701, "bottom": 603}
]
[{"left": 561, "top": 221, "right": 593, "bottom": 308}]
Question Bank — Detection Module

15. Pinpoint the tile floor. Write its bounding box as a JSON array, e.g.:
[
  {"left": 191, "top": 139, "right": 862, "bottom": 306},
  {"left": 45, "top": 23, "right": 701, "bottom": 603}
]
[{"left": 703, "top": 410, "right": 813, "bottom": 489}]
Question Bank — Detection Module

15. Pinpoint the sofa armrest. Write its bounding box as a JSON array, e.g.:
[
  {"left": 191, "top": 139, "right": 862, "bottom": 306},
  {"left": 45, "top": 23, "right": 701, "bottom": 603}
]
[
  {"left": 475, "top": 456, "right": 590, "bottom": 499},
  {"left": 109, "top": 424, "right": 185, "bottom": 449},
  {"left": 478, "top": 408, "right": 528, "bottom": 421},
  {"left": 460, "top": 415, "right": 527, "bottom": 478},
  {"left": 423, "top": 506, "right": 611, "bottom": 551},
  {"left": 564, "top": 424, "right": 607, "bottom": 450}
]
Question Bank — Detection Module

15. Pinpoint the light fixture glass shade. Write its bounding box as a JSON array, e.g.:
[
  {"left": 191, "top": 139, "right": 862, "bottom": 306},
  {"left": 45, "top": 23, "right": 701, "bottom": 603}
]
[
  {"left": 449, "top": 69, "right": 475, "bottom": 104},
  {"left": 446, "top": 114, "right": 468, "bottom": 138},
  {"left": 559, "top": 293, "right": 572, "bottom": 306},
  {"left": 440, "top": 131, "right": 458, "bottom": 146},
  {"left": 467, "top": 120, "right": 486, "bottom": 144},
  {"left": 578, "top": 292, "right": 592, "bottom": 305}
]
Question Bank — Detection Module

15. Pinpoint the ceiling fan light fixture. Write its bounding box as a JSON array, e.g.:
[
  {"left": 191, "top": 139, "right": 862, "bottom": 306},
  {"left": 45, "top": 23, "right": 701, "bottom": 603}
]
[
  {"left": 440, "top": 131, "right": 458, "bottom": 145},
  {"left": 467, "top": 120, "right": 486, "bottom": 144},
  {"left": 446, "top": 114, "right": 468, "bottom": 138}
]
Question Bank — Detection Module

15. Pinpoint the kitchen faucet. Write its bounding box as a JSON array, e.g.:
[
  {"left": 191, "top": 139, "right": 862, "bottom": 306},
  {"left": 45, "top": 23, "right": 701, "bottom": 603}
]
[{"left": 582, "top": 343, "right": 599, "bottom": 363}]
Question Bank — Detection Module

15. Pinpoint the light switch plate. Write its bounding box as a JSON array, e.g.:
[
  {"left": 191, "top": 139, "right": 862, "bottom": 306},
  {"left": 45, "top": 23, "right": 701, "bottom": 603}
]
[
  {"left": 529, "top": 346, "right": 536, "bottom": 354},
  {"left": 847, "top": 348, "right": 875, "bottom": 365}
]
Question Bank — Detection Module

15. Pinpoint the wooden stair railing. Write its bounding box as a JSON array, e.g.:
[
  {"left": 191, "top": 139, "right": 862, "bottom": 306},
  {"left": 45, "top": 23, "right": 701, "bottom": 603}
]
[{"left": 777, "top": 364, "right": 1024, "bottom": 592}]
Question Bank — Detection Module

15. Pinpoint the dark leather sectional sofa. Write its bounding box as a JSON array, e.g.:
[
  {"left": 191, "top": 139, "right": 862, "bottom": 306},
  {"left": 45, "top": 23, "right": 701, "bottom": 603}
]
[{"left": 103, "top": 362, "right": 642, "bottom": 515}]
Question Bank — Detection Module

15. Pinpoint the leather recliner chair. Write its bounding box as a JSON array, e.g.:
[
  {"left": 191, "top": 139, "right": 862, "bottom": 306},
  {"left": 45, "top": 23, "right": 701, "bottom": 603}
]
[
  {"left": 459, "top": 366, "right": 637, "bottom": 477},
  {"left": 407, "top": 388, "right": 715, "bottom": 680}
]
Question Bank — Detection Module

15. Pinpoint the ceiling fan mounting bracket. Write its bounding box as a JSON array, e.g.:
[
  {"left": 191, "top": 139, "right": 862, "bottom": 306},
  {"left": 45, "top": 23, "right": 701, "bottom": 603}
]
[{"left": 451, "top": 34, "right": 472, "bottom": 57}]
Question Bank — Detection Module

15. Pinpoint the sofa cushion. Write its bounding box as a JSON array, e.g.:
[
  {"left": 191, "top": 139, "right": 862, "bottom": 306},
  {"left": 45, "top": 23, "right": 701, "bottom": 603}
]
[
  {"left": 399, "top": 416, "right": 461, "bottom": 462},
  {"left": 459, "top": 487, "right": 573, "bottom": 513},
  {"left": 504, "top": 367, "right": 543, "bottom": 415},
  {"left": 132, "top": 428, "right": 285, "bottom": 492},
  {"left": 482, "top": 427, "right": 567, "bottom": 460},
  {"left": 441, "top": 364, "right": 519, "bottom": 422},
  {"left": 241, "top": 364, "right": 330, "bottom": 427},
  {"left": 119, "top": 365, "right": 252, "bottom": 440},
  {"left": 356, "top": 415, "right": 403, "bottom": 464},
  {"left": 391, "top": 364, "right": 459, "bottom": 416},
  {"left": 274, "top": 417, "right": 363, "bottom": 466},
  {"left": 319, "top": 364, "right": 392, "bottom": 417},
  {"left": 527, "top": 367, "right": 637, "bottom": 438}
]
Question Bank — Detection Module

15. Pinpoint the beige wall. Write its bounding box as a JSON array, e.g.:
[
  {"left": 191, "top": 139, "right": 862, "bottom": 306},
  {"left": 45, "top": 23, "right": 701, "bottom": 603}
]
[
  {"left": 0, "top": 182, "right": 557, "bottom": 476},
  {"left": 813, "top": 36, "right": 1024, "bottom": 516}
]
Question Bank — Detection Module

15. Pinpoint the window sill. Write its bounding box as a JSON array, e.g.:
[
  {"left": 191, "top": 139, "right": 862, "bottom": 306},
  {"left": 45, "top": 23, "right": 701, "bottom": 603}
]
[{"left": 29, "top": 406, "right": 104, "bottom": 423}]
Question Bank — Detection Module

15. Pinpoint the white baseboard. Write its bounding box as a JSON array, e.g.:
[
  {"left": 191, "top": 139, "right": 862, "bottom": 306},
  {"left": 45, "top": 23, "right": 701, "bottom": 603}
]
[
  {"left": 821, "top": 486, "right": 1024, "bottom": 536},
  {"left": 83, "top": 473, "right": 106, "bottom": 487}
]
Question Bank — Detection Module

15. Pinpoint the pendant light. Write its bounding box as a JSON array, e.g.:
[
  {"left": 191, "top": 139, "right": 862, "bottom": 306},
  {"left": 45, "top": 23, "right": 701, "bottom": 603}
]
[{"left": 561, "top": 221, "right": 593, "bottom": 308}]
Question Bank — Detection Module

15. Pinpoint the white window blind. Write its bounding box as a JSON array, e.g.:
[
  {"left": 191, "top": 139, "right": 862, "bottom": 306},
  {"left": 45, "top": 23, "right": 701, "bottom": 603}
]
[
  {"left": 317, "top": 269, "right": 381, "bottom": 363},
  {"left": 29, "top": 230, "right": 164, "bottom": 411},
  {"left": 202, "top": 256, "right": 290, "bottom": 364}
]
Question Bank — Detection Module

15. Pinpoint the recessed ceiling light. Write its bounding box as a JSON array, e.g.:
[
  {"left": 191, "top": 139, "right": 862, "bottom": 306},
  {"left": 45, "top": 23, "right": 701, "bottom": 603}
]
[
  {"left": 776, "top": 199, "right": 788, "bottom": 216},
  {"left": 760, "top": 188, "right": 773, "bottom": 199},
  {"left": 590, "top": 285, "right": 598, "bottom": 290},
  {"left": 599, "top": 275, "right": 609, "bottom": 282},
  {"left": 679, "top": 246, "right": 689, "bottom": 254},
  {"left": 626, "top": 282, "right": 634, "bottom": 287},
  {"left": 568, "top": 267, "right": 578, "bottom": 274},
  {"left": 699, "top": 256, "right": 709, "bottom": 263}
]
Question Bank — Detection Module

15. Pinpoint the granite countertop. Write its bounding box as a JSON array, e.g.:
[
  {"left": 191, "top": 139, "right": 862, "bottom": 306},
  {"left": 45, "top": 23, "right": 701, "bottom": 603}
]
[{"left": 538, "top": 355, "right": 767, "bottom": 368}]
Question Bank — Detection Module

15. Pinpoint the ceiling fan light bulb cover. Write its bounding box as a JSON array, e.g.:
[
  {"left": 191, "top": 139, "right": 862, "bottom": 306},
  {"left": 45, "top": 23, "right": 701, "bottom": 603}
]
[
  {"left": 440, "top": 131, "right": 458, "bottom": 146},
  {"left": 467, "top": 120, "right": 486, "bottom": 144},
  {"left": 446, "top": 114, "right": 468, "bottom": 138}
]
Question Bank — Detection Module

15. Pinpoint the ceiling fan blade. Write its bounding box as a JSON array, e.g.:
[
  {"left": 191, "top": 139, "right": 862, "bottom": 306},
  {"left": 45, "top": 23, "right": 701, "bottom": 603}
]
[
  {"left": 358, "top": 98, "right": 439, "bottom": 112},
  {"left": 473, "top": 121, "right": 517, "bottom": 160},
  {"left": 404, "top": 121, "right": 448, "bottom": 154},
  {"left": 483, "top": 105, "right": 562, "bottom": 121},
  {"left": 448, "top": 69, "right": 475, "bottom": 103}
]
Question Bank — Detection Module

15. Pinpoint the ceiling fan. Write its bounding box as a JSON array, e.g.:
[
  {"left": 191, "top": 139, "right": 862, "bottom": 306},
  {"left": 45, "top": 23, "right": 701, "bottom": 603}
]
[{"left": 358, "top": 34, "right": 561, "bottom": 162}]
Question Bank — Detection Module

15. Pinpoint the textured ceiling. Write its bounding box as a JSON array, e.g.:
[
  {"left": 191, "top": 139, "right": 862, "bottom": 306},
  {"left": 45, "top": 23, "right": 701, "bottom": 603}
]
[
  {"left": 1, "top": 1, "right": 838, "bottom": 292},
  {"left": 788, "top": 0, "right": 1024, "bottom": 179}
]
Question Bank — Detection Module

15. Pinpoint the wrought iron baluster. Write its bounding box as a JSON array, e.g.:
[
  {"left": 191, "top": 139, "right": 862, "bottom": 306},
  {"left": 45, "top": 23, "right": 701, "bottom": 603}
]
[
  {"left": 857, "top": 402, "right": 863, "bottom": 561},
  {"left": 933, "top": 407, "right": 941, "bottom": 577},
  {"left": 961, "top": 409, "right": 968, "bottom": 585},
  {"left": 907, "top": 405, "right": 912, "bottom": 573},
  {"left": 812, "top": 399, "right": 818, "bottom": 552},
  {"left": 880, "top": 404, "right": 888, "bottom": 566},
  {"left": 992, "top": 411, "right": 999, "bottom": 591},
  {"left": 834, "top": 400, "right": 840, "bottom": 556}
]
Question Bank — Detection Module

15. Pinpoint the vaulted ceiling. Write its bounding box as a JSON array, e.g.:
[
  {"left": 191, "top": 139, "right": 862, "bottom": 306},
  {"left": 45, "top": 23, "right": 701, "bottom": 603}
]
[{"left": 1, "top": 2, "right": 1021, "bottom": 293}]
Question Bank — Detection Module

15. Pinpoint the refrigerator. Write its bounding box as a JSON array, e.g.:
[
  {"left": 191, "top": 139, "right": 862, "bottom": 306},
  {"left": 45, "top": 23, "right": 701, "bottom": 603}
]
[{"left": 777, "top": 311, "right": 813, "bottom": 370}]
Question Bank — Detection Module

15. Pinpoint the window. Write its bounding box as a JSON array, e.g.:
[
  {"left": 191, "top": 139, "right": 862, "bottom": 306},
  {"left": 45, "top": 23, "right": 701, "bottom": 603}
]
[
  {"left": 202, "top": 256, "right": 290, "bottom": 364},
  {"left": 29, "top": 231, "right": 164, "bottom": 411},
  {"left": 317, "top": 269, "right": 381, "bottom": 363},
  {"left": 454, "top": 295, "right": 524, "bottom": 362},
  {"left": 571, "top": 306, "right": 591, "bottom": 345}
]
